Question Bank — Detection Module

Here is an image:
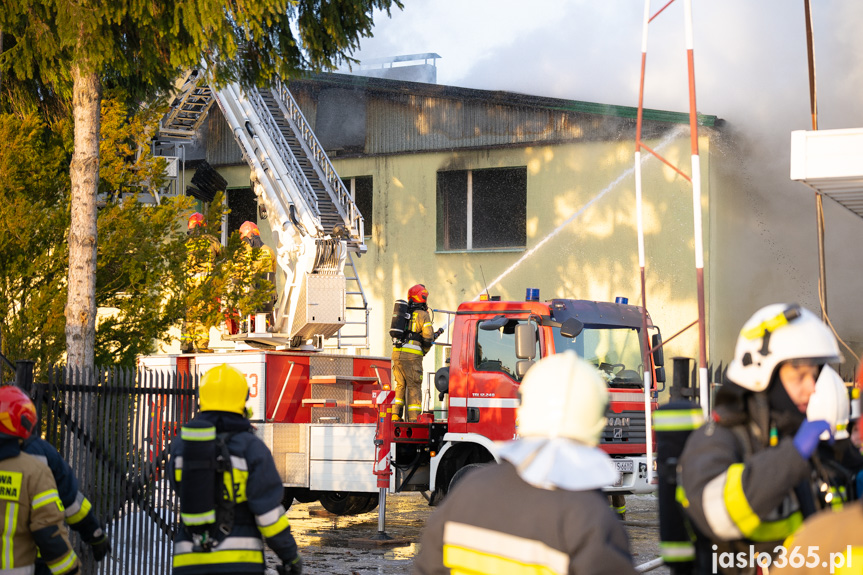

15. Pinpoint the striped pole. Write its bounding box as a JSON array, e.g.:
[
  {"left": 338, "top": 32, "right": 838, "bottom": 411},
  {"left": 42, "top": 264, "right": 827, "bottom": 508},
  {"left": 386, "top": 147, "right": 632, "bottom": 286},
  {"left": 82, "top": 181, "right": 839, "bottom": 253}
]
[
  {"left": 373, "top": 389, "right": 394, "bottom": 539},
  {"left": 683, "top": 0, "right": 709, "bottom": 417},
  {"left": 635, "top": 0, "right": 654, "bottom": 486}
]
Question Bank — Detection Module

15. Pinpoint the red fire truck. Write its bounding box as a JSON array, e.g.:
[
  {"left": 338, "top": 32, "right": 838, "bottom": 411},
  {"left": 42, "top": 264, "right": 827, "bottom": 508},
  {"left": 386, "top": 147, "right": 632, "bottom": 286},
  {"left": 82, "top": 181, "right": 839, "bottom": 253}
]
[{"left": 379, "top": 295, "right": 664, "bottom": 505}]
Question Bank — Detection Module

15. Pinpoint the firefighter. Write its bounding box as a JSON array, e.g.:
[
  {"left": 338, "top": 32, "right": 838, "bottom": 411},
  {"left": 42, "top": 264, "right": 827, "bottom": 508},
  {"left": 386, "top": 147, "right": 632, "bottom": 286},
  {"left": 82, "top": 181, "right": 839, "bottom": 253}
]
[
  {"left": 0, "top": 386, "right": 80, "bottom": 574},
  {"left": 168, "top": 364, "right": 301, "bottom": 575},
  {"left": 413, "top": 351, "right": 637, "bottom": 575},
  {"left": 182, "top": 212, "right": 222, "bottom": 352},
  {"left": 23, "top": 436, "right": 111, "bottom": 572},
  {"left": 392, "top": 284, "right": 439, "bottom": 422},
  {"left": 238, "top": 221, "right": 277, "bottom": 331},
  {"left": 678, "top": 303, "right": 840, "bottom": 574}
]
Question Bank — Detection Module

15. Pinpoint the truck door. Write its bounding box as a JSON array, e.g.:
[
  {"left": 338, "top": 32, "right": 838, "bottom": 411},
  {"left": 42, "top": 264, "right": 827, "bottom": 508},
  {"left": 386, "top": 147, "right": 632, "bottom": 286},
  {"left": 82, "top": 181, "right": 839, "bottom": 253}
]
[{"left": 464, "top": 318, "right": 539, "bottom": 441}]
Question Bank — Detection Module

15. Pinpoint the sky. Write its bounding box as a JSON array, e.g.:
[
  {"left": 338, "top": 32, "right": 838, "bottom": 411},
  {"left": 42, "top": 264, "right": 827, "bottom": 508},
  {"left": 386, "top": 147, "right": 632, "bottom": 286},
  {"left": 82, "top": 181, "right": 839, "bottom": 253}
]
[{"left": 349, "top": 1, "right": 863, "bottom": 135}]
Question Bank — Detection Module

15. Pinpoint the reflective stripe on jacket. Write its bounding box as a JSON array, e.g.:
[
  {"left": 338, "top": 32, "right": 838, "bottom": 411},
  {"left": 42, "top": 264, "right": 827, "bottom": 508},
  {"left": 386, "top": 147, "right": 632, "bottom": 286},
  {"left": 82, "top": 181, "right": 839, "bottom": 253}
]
[{"left": 393, "top": 309, "right": 433, "bottom": 356}]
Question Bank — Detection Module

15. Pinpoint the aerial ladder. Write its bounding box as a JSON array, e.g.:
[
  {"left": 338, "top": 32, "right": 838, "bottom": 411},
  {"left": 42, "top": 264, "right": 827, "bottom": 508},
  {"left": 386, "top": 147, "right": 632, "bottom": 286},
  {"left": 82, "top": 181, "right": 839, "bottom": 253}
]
[{"left": 158, "top": 71, "right": 370, "bottom": 349}]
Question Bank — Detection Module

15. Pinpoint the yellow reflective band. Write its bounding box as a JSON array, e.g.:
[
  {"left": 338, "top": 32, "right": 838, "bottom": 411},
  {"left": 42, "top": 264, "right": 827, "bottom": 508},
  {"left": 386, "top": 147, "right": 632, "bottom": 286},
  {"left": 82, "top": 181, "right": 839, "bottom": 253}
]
[
  {"left": 741, "top": 307, "right": 797, "bottom": 340},
  {"left": 396, "top": 347, "right": 423, "bottom": 355},
  {"left": 173, "top": 549, "right": 264, "bottom": 567},
  {"left": 0, "top": 472, "right": 22, "bottom": 502},
  {"left": 259, "top": 514, "right": 290, "bottom": 538},
  {"left": 33, "top": 489, "right": 63, "bottom": 511},
  {"left": 408, "top": 404, "right": 422, "bottom": 412},
  {"left": 653, "top": 409, "right": 704, "bottom": 431},
  {"left": 724, "top": 464, "right": 803, "bottom": 541},
  {"left": 66, "top": 496, "right": 92, "bottom": 525},
  {"left": 175, "top": 468, "right": 182, "bottom": 483},
  {"left": 423, "top": 322, "right": 433, "bottom": 327},
  {"left": 2, "top": 502, "right": 17, "bottom": 568},
  {"left": 393, "top": 398, "right": 404, "bottom": 405},
  {"left": 182, "top": 510, "right": 216, "bottom": 526},
  {"left": 611, "top": 505, "right": 625, "bottom": 514},
  {"left": 660, "top": 541, "right": 695, "bottom": 562},
  {"left": 48, "top": 549, "right": 78, "bottom": 575},
  {"left": 444, "top": 544, "right": 561, "bottom": 575},
  {"left": 676, "top": 485, "right": 690, "bottom": 509},
  {"left": 181, "top": 426, "right": 216, "bottom": 441}
]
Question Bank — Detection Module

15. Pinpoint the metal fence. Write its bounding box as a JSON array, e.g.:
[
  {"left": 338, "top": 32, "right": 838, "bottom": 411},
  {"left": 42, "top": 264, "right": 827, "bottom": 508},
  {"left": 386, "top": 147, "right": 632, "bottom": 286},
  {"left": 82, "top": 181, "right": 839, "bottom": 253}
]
[{"left": 25, "top": 366, "right": 198, "bottom": 575}]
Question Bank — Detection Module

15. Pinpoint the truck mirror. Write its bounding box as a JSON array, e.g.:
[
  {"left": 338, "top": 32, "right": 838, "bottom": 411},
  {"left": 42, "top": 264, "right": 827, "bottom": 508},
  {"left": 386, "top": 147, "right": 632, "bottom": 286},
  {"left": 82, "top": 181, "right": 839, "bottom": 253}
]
[
  {"left": 560, "top": 318, "right": 584, "bottom": 339},
  {"left": 514, "top": 323, "right": 537, "bottom": 359},
  {"left": 434, "top": 366, "right": 450, "bottom": 394},
  {"left": 651, "top": 333, "right": 664, "bottom": 367},
  {"left": 516, "top": 360, "right": 534, "bottom": 379},
  {"left": 480, "top": 315, "right": 509, "bottom": 330},
  {"left": 654, "top": 366, "right": 666, "bottom": 384}
]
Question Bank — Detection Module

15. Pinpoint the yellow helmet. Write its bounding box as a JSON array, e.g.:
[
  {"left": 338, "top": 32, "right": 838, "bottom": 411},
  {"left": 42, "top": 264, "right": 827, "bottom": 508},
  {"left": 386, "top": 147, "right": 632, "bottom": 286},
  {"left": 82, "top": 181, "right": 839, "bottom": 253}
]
[{"left": 199, "top": 364, "right": 249, "bottom": 415}]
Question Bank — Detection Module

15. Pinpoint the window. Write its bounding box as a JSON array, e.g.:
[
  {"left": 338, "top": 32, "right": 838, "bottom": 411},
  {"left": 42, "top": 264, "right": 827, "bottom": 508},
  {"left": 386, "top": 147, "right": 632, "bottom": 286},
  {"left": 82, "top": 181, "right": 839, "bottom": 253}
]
[
  {"left": 437, "top": 167, "right": 526, "bottom": 251},
  {"left": 475, "top": 319, "right": 539, "bottom": 382},
  {"left": 227, "top": 187, "right": 257, "bottom": 239},
  {"left": 342, "top": 176, "right": 373, "bottom": 236},
  {"left": 553, "top": 327, "right": 644, "bottom": 387}
]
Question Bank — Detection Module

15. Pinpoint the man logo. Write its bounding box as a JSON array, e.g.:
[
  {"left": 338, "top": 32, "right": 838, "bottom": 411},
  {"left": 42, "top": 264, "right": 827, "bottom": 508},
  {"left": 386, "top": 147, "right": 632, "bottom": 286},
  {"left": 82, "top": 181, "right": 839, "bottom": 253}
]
[{"left": 613, "top": 428, "right": 623, "bottom": 439}]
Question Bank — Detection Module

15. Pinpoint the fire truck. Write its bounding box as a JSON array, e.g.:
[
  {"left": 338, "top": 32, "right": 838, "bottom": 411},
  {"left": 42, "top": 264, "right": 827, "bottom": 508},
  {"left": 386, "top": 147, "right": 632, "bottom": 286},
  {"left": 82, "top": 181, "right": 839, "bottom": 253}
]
[
  {"left": 377, "top": 295, "right": 664, "bottom": 505},
  {"left": 141, "top": 72, "right": 663, "bottom": 516}
]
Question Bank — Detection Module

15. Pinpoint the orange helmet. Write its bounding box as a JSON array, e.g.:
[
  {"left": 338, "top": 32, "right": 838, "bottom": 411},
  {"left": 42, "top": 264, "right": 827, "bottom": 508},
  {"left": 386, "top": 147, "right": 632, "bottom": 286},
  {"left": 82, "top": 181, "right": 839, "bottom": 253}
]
[
  {"left": 239, "top": 221, "right": 260, "bottom": 240},
  {"left": 408, "top": 284, "right": 428, "bottom": 304},
  {"left": 0, "top": 387, "right": 37, "bottom": 440},
  {"left": 188, "top": 212, "right": 205, "bottom": 231}
]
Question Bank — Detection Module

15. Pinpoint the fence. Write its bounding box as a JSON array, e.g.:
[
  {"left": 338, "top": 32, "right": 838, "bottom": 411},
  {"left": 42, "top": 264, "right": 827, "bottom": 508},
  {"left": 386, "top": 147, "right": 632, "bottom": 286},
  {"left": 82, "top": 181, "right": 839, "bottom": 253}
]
[{"left": 25, "top": 366, "right": 198, "bottom": 575}]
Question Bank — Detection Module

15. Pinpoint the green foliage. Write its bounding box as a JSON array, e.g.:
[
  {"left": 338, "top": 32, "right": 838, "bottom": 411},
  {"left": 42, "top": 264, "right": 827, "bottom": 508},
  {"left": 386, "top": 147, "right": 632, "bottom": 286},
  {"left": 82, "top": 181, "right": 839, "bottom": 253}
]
[{"left": 0, "top": 0, "right": 404, "bottom": 99}]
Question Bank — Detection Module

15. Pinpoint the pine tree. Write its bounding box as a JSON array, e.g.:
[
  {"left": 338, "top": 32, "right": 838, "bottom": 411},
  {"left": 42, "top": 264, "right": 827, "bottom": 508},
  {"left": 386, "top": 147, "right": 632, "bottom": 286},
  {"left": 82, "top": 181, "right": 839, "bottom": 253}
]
[{"left": 0, "top": 0, "right": 402, "bottom": 372}]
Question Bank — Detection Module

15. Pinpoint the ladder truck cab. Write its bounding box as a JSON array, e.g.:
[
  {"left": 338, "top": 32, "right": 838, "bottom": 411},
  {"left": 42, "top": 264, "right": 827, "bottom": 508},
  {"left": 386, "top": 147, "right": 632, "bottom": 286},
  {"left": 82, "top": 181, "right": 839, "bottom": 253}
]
[{"left": 386, "top": 295, "right": 665, "bottom": 504}]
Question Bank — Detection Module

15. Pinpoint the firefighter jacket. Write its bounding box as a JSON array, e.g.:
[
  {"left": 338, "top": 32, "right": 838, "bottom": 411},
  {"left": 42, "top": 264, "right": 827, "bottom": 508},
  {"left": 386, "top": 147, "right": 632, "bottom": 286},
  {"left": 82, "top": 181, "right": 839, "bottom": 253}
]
[
  {"left": 168, "top": 412, "right": 298, "bottom": 575},
  {"left": 22, "top": 438, "right": 103, "bottom": 543},
  {"left": 413, "top": 460, "right": 637, "bottom": 575},
  {"left": 393, "top": 307, "right": 433, "bottom": 357},
  {"left": 772, "top": 499, "right": 863, "bottom": 573},
  {"left": 0, "top": 438, "right": 79, "bottom": 575},
  {"left": 678, "top": 384, "right": 814, "bottom": 572}
]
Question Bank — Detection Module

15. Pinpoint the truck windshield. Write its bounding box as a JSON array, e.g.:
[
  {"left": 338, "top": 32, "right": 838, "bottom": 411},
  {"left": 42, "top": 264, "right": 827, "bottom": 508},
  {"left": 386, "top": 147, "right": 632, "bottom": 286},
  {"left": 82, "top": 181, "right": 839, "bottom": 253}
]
[{"left": 553, "top": 327, "right": 644, "bottom": 388}]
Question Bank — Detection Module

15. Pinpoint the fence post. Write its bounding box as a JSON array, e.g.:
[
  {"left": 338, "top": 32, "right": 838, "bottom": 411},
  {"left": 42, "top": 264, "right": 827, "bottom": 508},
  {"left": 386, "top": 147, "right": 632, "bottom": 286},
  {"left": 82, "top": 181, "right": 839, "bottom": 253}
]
[{"left": 15, "top": 360, "right": 34, "bottom": 393}]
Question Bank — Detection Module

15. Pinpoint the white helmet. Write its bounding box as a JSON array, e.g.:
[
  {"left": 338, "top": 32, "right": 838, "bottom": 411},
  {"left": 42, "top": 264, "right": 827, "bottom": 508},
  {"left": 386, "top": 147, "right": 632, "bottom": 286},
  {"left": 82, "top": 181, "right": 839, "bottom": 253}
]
[
  {"left": 726, "top": 304, "right": 841, "bottom": 392},
  {"left": 517, "top": 350, "right": 608, "bottom": 446},
  {"left": 807, "top": 365, "right": 850, "bottom": 440}
]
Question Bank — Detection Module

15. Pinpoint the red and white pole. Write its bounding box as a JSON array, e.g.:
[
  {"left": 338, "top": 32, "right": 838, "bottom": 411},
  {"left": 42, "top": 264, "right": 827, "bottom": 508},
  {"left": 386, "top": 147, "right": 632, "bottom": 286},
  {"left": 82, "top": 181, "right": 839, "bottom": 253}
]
[
  {"left": 373, "top": 389, "right": 394, "bottom": 539},
  {"left": 683, "top": 0, "right": 709, "bottom": 418}
]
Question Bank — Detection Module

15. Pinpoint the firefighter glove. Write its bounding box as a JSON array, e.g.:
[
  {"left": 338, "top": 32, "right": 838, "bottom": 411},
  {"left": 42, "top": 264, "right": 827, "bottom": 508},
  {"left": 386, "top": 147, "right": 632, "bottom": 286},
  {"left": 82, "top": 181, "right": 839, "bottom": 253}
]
[
  {"left": 277, "top": 555, "right": 302, "bottom": 575},
  {"left": 793, "top": 419, "right": 832, "bottom": 459},
  {"left": 89, "top": 529, "right": 111, "bottom": 562}
]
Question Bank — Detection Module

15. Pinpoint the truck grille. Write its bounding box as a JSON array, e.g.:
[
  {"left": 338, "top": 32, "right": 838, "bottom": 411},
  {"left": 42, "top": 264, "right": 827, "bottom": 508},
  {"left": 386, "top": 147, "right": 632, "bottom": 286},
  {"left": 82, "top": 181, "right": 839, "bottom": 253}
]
[{"left": 600, "top": 409, "right": 647, "bottom": 444}]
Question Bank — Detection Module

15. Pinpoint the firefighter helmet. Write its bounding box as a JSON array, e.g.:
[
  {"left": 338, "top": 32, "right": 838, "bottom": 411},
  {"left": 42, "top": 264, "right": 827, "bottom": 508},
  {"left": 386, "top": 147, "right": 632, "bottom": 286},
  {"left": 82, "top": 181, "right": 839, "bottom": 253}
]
[
  {"left": 726, "top": 303, "right": 841, "bottom": 392},
  {"left": 188, "top": 212, "right": 205, "bottom": 231},
  {"left": 0, "top": 386, "right": 37, "bottom": 440},
  {"left": 517, "top": 350, "right": 608, "bottom": 446},
  {"left": 408, "top": 284, "right": 428, "bottom": 304},
  {"left": 239, "top": 221, "right": 260, "bottom": 240},
  {"left": 807, "top": 365, "right": 850, "bottom": 440},
  {"left": 199, "top": 364, "right": 250, "bottom": 415}
]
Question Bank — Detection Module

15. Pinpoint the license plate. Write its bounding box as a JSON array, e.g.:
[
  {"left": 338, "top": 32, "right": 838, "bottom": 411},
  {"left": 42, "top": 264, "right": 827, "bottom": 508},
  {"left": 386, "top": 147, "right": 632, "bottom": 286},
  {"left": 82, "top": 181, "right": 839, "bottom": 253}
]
[{"left": 614, "top": 460, "right": 634, "bottom": 473}]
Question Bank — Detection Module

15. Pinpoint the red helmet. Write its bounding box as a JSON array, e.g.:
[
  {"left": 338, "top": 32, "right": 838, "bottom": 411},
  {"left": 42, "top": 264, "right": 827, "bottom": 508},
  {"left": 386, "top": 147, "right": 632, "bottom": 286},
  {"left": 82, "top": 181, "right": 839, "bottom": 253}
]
[
  {"left": 408, "top": 284, "right": 428, "bottom": 304},
  {"left": 0, "top": 387, "right": 37, "bottom": 440},
  {"left": 239, "top": 221, "right": 260, "bottom": 240},
  {"left": 188, "top": 212, "right": 205, "bottom": 231}
]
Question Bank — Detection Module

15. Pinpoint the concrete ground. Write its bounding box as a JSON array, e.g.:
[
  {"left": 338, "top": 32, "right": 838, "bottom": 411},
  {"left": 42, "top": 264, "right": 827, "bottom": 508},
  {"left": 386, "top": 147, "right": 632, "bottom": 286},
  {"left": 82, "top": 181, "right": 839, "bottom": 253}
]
[{"left": 266, "top": 492, "right": 668, "bottom": 574}]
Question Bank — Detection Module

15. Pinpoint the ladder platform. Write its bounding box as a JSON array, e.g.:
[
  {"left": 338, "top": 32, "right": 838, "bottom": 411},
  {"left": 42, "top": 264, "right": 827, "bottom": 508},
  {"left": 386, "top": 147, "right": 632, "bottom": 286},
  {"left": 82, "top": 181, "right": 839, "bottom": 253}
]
[{"left": 309, "top": 375, "right": 379, "bottom": 386}]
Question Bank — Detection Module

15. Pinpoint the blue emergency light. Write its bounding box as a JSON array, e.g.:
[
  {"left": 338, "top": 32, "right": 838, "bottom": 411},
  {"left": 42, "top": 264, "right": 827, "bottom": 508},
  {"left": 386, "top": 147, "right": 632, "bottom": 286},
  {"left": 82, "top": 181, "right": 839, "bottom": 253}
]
[
  {"left": 615, "top": 296, "right": 629, "bottom": 304},
  {"left": 526, "top": 288, "right": 540, "bottom": 302}
]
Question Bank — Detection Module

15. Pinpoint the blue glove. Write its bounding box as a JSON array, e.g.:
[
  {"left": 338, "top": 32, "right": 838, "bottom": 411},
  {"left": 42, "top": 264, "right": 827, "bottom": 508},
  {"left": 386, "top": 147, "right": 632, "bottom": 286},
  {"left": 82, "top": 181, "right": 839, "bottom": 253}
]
[
  {"left": 855, "top": 471, "right": 863, "bottom": 500},
  {"left": 793, "top": 420, "right": 832, "bottom": 459}
]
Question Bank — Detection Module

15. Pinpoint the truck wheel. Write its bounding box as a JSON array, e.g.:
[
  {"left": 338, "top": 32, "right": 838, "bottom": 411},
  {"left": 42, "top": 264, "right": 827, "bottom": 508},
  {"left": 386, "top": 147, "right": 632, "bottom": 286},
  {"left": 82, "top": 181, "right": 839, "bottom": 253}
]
[
  {"left": 319, "top": 492, "right": 370, "bottom": 515},
  {"left": 359, "top": 493, "right": 380, "bottom": 514},
  {"left": 448, "top": 463, "right": 486, "bottom": 494},
  {"left": 282, "top": 488, "right": 318, "bottom": 509}
]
